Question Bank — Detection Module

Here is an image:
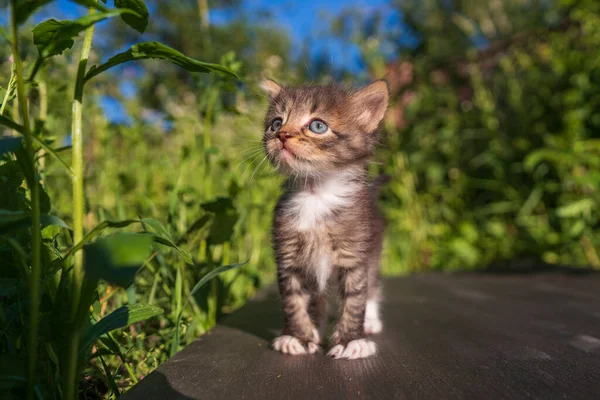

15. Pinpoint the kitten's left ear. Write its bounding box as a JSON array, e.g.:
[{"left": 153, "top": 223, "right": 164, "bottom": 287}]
[
  {"left": 351, "top": 80, "right": 389, "bottom": 133},
  {"left": 260, "top": 79, "right": 282, "bottom": 98}
]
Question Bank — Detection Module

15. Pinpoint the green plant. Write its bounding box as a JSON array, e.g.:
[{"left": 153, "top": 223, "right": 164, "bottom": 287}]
[{"left": 0, "top": 1, "right": 240, "bottom": 398}]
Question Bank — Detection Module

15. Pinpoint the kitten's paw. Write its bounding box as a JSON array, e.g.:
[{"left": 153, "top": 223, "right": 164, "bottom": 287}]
[
  {"left": 327, "top": 339, "right": 377, "bottom": 360},
  {"left": 272, "top": 335, "right": 320, "bottom": 355},
  {"left": 307, "top": 342, "right": 321, "bottom": 354},
  {"left": 364, "top": 317, "right": 383, "bottom": 335}
]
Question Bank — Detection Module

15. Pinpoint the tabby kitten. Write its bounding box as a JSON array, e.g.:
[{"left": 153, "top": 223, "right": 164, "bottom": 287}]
[{"left": 261, "top": 79, "right": 389, "bottom": 359}]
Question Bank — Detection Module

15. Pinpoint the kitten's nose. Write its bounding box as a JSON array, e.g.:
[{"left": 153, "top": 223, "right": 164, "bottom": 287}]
[{"left": 278, "top": 131, "right": 292, "bottom": 143}]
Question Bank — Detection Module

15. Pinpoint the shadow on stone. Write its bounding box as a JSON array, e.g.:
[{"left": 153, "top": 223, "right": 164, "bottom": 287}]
[
  {"left": 122, "top": 371, "right": 196, "bottom": 400},
  {"left": 219, "top": 288, "right": 283, "bottom": 341}
]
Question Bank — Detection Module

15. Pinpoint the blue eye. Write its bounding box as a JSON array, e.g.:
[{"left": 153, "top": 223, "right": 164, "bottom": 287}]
[
  {"left": 309, "top": 119, "right": 328, "bottom": 134},
  {"left": 271, "top": 118, "right": 282, "bottom": 132}
]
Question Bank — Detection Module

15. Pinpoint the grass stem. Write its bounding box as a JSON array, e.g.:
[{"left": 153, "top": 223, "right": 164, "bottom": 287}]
[
  {"left": 10, "top": 2, "right": 42, "bottom": 399},
  {"left": 65, "top": 4, "right": 97, "bottom": 400}
]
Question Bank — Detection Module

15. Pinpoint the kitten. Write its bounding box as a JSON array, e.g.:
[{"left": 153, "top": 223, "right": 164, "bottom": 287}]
[{"left": 261, "top": 79, "right": 389, "bottom": 360}]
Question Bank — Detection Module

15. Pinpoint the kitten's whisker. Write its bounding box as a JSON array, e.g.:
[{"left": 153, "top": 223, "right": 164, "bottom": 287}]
[
  {"left": 240, "top": 153, "right": 265, "bottom": 177},
  {"left": 232, "top": 146, "right": 263, "bottom": 157},
  {"left": 253, "top": 91, "right": 270, "bottom": 101},
  {"left": 240, "top": 115, "right": 265, "bottom": 132},
  {"left": 304, "top": 62, "right": 314, "bottom": 81},
  {"left": 234, "top": 138, "right": 264, "bottom": 143},
  {"left": 236, "top": 150, "right": 264, "bottom": 169},
  {"left": 249, "top": 156, "right": 268, "bottom": 187}
]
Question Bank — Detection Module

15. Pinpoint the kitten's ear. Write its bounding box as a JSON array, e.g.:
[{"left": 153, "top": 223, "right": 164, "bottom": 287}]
[
  {"left": 260, "top": 79, "right": 282, "bottom": 98},
  {"left": 351, "top": 80, "right": 389, "bottom": 133}
]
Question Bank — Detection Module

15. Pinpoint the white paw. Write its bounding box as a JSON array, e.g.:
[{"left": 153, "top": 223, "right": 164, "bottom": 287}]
[
  {"left": 327, "top": 339, "right": 377, "bottom": 360},
  {"left": 364, "top": 317, "right": 383, "bottom": 335},
  {"left": 307, "top": 342, "right": 320, "bottom": 354},
  {"left": 272, "top": 335, "right": 320, "bottom": 355}
]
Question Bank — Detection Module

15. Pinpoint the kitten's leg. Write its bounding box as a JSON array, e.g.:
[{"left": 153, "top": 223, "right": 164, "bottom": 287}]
[
  {"left": 309, "top": 294, "right": 328, "bottom": 344},
  {"left": 364, "top": 268, "right": 383, "bottom": 335},
  {"left": 272, "top": 267, "right": 320, "bottom": 355},
  {"left": 328, "top": 266, "right": 376, "bottom": 360}
]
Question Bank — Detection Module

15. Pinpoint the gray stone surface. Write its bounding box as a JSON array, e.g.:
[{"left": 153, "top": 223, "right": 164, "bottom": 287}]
[{"left": 123, "top": 272, "right": 600, "bottom": 399}]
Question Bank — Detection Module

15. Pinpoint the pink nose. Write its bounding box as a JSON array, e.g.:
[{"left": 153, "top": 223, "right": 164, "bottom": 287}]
[{"left": 278, "top": 132, "right": 292, "bottom": 143}]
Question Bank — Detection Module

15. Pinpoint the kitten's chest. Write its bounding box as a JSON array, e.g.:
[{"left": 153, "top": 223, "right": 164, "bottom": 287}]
[
  {"left": 284, "top": 177, "right": 358, "bottom": 231},
  {"left": 277, "top": 177, "right": 363, "bottom": 291}
]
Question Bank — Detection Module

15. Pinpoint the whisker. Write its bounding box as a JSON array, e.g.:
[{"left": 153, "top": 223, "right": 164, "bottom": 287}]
[
  {"left": 239, "top": 154, "right": 265, "bottom": 177},
  {"left": 232, "top": 146, "right": 263, "bottom": 158},
  {"left": 234, "top": 138, "right": 264, "bottom": 143},
  {"left": 236, "top": 149, "right": 264, "bottom": 168},
  {"left": 249, "top": 156, "right": 268, "bottom": 187}
]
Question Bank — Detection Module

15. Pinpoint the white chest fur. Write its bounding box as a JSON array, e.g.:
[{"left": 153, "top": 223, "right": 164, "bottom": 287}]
[
  {"left": 285, "top": 173, "right": 358, "bottom": 232},
  {"left": 284, "top": 173, "right": 359, "bottom": 291}
]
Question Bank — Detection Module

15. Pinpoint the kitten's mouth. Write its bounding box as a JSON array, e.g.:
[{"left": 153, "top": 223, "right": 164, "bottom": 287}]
[
  {"left": 275, "top": 140, "right": 299, "bottom": 161},
  {"left": 267, "top": 139, "right": 311, "bottom": 174},
  {"left": 280, "top": 146, "right": 295, "bottom": 159}
]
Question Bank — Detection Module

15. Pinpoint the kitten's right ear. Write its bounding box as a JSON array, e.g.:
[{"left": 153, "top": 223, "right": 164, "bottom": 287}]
[{"left": 260, "top": 79, "right": 282, "bottom": 98}]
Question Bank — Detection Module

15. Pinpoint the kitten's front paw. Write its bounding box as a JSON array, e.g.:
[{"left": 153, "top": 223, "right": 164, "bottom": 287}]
[
  {"left": 327, "top": 339, "right": 377, "bottom": 360},
  {"left": 272, "top": 335, "right": 320, "bottom": 355},
  {"left": 364, "top": 317, "right": 383, "bottom": 335}
]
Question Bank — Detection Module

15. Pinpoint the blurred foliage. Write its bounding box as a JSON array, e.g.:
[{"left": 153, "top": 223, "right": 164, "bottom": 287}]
[{"left": 360, "top": 0, "right": 600, "bottom": 271}]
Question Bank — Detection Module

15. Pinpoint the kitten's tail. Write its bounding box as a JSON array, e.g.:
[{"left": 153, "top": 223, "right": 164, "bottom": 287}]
[{"left": 370, "top": 174, "right": 391, "bottom": 194}]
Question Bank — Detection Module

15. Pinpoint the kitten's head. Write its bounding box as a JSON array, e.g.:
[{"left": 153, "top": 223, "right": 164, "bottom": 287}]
[{"left": 261, "top": 80, "right": 389, "bottom": 177}]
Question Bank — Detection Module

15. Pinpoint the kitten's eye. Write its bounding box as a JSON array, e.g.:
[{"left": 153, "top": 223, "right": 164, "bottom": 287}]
[
  {"left": 271, "top": 118, "right": 282, "bottom": 132},
  {"left": 309, "top": 119, "right": 328, "bottom": 134}
]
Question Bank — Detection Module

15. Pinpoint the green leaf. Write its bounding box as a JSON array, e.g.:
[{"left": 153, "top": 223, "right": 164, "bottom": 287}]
[
  {"left": 201, "top": 196, "right": 235, "bottom": 213},
  {"left": 0, "top": 27, "right": 10, "bottom": 43},
  {"left": 207, "top": 212, "right": 238, "bottom": 245},
  {"left": 176, "top": 215, "right": 210, "bottom": 245},
  {"left": 32, "top": 9, "right": 141, "bottom": 58},
  {"left": 170, "top": 262, "right": 246, "bottom": 356},
  {"left": 66, "top": 218, "right": 192, "bottom": 264},
  {"left": 79, "top": 304, "right": 163, "bottom": 354},
  {"left": 517, "top": 186, "right": 543, "bottom": 219},
  {"left": 0, "top": 115, "right": 25, "bottom": 134},
  {"left": 71, "top": 0, "right": 109, "bottom": 10},
  {"left": 556, "top": 198, "right": 595, "bottom": 218},
  {"left": 83, "top": 232, "right": 153, "bottom": 287},
  {"left": 16, "top": 0, "right": 53, "bottom": 25},
  {"left": 143, "top": 233, "right": 193, "bottom": 265},
  {"left": 200, "top": 197, "right": 238, "bottom": 245},
  {"left": 34, "top": 140, "right": 73, "bottom": 175},
  {"left": 65, "top": 219, "right": 146, "bottom": 258},
  {"left": 98, "top": 355, "right": 120, "bottom": 396},
  {"left": 115, "top": 0, "right": 149, "bottom": 33},
  {"left": 140, "top": 218, "right": 193, "bottom": 264},
  {"left": 32, "top": 19, "right": 75, "bottom": 57},
  {"left": 16, "top": 0, "right": 109, "bottom": 25},
  {"left": 0, "top": 116, "right": 73, "bottom": 175},
  {"left": 84, "top": 41, "right": 239, "bottom": 83},
  {"left": 0, "top": 137, "right": 22, "bottom": 157},
  {"left": 449, "top": 238, "right": 480, "bottom": 266},
  {"left": 524, "top": 148, "right": 574, "bottom": 172},
  {"left": 0, "top": 210, "right": 71, "bottom": 235}
]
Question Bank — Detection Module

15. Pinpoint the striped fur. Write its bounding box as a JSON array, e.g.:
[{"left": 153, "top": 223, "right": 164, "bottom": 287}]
[{"left": 263, "top": 80, "right": 388, "bottom": 359}]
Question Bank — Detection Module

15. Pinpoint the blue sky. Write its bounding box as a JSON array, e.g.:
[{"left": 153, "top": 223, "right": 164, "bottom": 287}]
[
  {"left": 211, "top": 0, "right": 405, "bottom": 73},
  {"left": 38, "top": 0, "right": 402, "bottom": 72},
  {"left": 8, "top": 0, "right": 407, "bottom": 124}
]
